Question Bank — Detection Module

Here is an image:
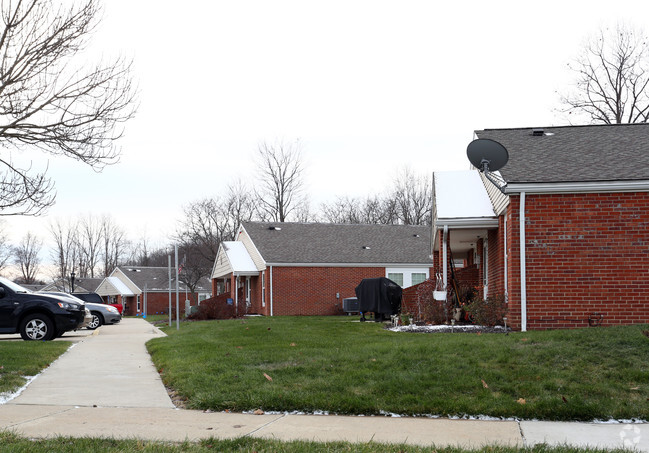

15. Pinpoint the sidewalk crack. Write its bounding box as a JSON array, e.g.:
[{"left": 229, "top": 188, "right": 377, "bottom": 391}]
[
  {"left": 244, "top": 413, "right": 288, "bottom": 437},
  {"left": 4, "top": 406, "right": 77, "bottom": 429}
]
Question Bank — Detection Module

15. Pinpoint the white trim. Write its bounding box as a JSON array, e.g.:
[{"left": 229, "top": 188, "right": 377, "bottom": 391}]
[
  {"left": 505, "top": 180, "right": 649, "bottom": 195},
  {"left": 442, "top": 225, "right": 448, "bottom": 291},
  {"left": 436, "top": 218, "right": 499, "bottom": 228},
  {"left": 264, "top": 262, "right": 433, "bottom": 268},
  {"left": 520, "top": 192, "right": 527, "bottom": 332},
  {"left": 269, "top": 265, "right": 274, "bottom": 316},
  {"left": 237, "top": 224, "right": 267, "bottom": 270}
]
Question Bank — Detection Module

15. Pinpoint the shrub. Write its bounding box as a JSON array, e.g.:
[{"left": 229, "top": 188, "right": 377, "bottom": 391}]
[
  {"left": 188, "top": 298, "right": 236, "bottom": 320},
  {"left": 415, "top": 279, "right": 454, "bottom": 324},
  {"left": 465, "top": 294, "right": 507, "bottom": 326}
]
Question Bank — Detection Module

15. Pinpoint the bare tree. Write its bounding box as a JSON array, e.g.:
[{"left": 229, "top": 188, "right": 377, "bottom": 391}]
[
  {"left": 0, "top": 220, "right": 11, "bottom": 273},
  {"left": 0, "top": 0, "right": 137, "bottom": 216},
  {"left": 14, "top": 232, "right": 42, "bottom": 284},
  {"left": 391, "top": 167, "right": 432, "bottom": 225},
  {"left": 77, "top": 214, "right": 102, "bottom": 277},
  {"left": 49, "top": 218, "right": 80, "bottom": 291},
  {"left": 560, "top": 24, "right": 649, "bottom": 124},
  {"left": 320, "top": 194, "right": 400, "bottom": 225},
  {"left": 100, "top": 214, "right": 127, "bottom": 276},
  {"left": 177, "top": 182, "right": 256, "bottom": 265},
  {"left": 254, "top": 140, "right": 306, "bottom": 222}
]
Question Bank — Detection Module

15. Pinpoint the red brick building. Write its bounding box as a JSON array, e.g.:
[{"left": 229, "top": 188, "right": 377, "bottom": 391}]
[
  {"left": 433, "top": 124, "right": 649, "bottom": 330},
  {"left": 211, "top": 222, "right": 434, "bottom": 316},
  {"left": 96, "top": 266, "right": 212, "bottom": 316}
]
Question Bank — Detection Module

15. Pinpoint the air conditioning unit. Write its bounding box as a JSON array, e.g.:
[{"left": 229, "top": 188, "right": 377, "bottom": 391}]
[{"left": 342, "top": 297, "right": 359, "bottom": 313}]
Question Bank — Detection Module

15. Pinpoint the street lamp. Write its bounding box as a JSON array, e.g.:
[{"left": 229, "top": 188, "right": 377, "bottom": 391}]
[{"left": 70, "top": 272, "right": 76, "bottom": 293}]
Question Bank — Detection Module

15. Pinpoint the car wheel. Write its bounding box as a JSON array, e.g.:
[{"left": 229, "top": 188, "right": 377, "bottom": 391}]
[
  {"left": 87, "top": 312, "right": 103, "bottom": 330},
  {"left": 20, "top": 314, "right": 55, "bottom": 341}
]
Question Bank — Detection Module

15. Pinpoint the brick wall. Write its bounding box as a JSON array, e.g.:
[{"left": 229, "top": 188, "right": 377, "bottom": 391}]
[
  {"left": 269, "top": 266, "right": 387, "bottom": 315},
  {"left": 122, "top": 291, "right": 200, "bottom": 316},
  {"left": 506, "top": 192, "right": 649, "bottom": 330}
]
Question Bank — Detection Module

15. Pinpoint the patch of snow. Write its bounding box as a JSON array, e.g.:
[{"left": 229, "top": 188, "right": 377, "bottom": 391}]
[
  {"left": 0, "top": 375, "right": 37, "bottom": 405},
  {"left": 388, "top": 324, "right": 507, "bottom": 334}
]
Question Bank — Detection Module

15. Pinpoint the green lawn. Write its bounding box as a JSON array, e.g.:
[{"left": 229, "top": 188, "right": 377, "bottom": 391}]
[
  {"left": 147, "top": 317, "right": 649, "bottom": 421},
  {"left": 0, "top": 341, "right": 70, "bottom": 395},
  {"left": 0, "top": 431, "right": 632, "bottom": 453}
]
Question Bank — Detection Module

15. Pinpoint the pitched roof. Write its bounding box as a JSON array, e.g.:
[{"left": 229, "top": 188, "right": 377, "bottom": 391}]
[
  {"left": 115, "top": 266, "right": 211, "bottom": 292},
  {"left": 241, "top": 221, "right": 432, "bottom": 265},
  {"left": 475, "top": 123, "right": 649, "bottom": 184}
]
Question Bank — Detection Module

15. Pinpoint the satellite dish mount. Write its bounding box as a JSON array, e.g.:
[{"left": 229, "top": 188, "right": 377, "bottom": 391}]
[{"left": 466, "top": 138, "right": 509, "bottom": 194}]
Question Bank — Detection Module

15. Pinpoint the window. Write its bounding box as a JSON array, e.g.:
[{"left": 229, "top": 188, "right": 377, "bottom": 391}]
[
  {"left": 387, "top": 273, "right": 403, "bottom": 286},
  {"left": 411, "top": 273, "right": 427, "bottom": 286},
  {"left": 261, "top": 271, "right": 266, "bottom": 307},
  {"left": 136, "top": 295, "right": 141, "bottom": 312}
]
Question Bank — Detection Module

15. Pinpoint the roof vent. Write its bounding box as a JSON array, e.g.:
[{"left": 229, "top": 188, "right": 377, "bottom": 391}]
[
  {"left": 413, "top": 234, "right": 420, "bottom": 238},
  {"left": 362, "top": 246, "right": 371, "bottom": 250},
  {"left": 531, "top": 129, "right": 544, "bottom": 136},
  {"left": 268, "top": 226, "right": 282, "bottom": 231}
]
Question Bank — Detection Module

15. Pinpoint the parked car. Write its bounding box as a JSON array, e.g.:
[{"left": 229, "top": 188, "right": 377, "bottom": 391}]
[
  {"left": 73, "top": 292, "right": 123, "bottom": 314},
  {"left": 0, "top": 277, "right": 86, "bottom": 341},
  {"left": 39, "top": 292, "right": 121, "bottom": 330}
]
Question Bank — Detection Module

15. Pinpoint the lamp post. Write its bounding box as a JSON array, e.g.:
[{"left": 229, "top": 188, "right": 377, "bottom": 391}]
[{"left": 70, "top": 272, "right": 76, "bottom": 293}]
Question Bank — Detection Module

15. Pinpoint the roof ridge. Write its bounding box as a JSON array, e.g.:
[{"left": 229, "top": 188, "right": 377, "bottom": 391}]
[{"left": 477, "top": 123, "right": 649, "bottom": 133}]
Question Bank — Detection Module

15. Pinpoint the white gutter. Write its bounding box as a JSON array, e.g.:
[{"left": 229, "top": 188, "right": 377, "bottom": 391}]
[
  {"left": 269, "top": 265, "right": 274, "bottom": 317},
  {"left": 505, "top": 180, "right": 649, "bottom": 194},
  {"left": 442, "top": 225, "right": 448, "bottom": 290},
  {"left": 519, "top": 192, "right": 527, "bottom": 332},
  {"left": 437, "top": 218, "right": 500, "bottom": 229}
]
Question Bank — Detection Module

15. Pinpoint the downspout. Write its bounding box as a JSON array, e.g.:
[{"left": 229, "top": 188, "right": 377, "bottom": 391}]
[
  {"left": 504, "top": 215, "right": 508, "bottom": 302},
  {"left": 442, "top": 225, "right": 448, "bottom": 290},
  {"left": 269, "top": 266, "right": 274, "bottom": 317},
  {"left": 519, "top": 192, "right": 527, "bottom": 332}
]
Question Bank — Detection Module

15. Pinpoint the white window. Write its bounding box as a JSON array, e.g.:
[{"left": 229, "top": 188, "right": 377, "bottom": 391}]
[
  {"left": 386, "top": 268, "right": 429, "bottom": 288},
  {"left": 136, "top": 295, "right": 141, "bottom": 312},
  {"left": 412, "top": 273, "right": 427, "bottom": 286},
  {"left": 387, "top": 272, "right": 404, "bottom": 286}
]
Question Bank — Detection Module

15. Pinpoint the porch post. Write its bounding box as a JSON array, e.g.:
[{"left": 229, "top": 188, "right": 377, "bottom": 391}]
[{"left": 442, "top": 225, "right": 448, "bottom": 290}]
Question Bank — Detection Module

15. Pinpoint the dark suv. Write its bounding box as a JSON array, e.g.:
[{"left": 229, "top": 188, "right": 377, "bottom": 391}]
[{"left": 0, "top": 277, "right": 86, "bottom": 341}]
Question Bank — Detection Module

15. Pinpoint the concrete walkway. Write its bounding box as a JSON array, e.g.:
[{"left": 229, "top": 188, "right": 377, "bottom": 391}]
[{"left": 1, "top": 318, "right": 647, "bottom": 451}]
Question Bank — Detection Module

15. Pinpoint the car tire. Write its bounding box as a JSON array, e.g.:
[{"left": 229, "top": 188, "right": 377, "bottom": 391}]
[
  {"left": 87, "top": 312, "right": 103, "bottom": 330},
  {"left": 20, "top": 314, "right": 55, "bottom": 341}
]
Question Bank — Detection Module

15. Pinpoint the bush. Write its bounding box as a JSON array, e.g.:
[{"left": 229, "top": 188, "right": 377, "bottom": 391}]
[
  {"left": 415, "top": 279, "right": 454, "bottom": 324},
  {"left": 465, "top": 294, "right": 507, "bottom": 326},
  {"left": 187, "top": 298, "right": 236, "bottom": 320}
]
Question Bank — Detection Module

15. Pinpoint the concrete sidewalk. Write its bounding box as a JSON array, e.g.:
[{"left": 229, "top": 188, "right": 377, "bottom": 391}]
[{"left": 0, "top": 318, "right": 647, "bottom": 451}]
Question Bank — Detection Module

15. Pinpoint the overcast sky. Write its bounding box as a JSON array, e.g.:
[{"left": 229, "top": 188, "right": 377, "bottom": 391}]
[{"left": 4, "top": 0, "right": 649, "bottom": 267}]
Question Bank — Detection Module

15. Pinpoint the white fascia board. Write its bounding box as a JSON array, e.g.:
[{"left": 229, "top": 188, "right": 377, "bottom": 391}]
[
  {"left": 435, "top": 217, "right": 499, "bottom": 229},
  {"left": 265, "top": 262, "right": 433, "bottom": 267},
  {"left": 505, "top": 180, "right": 649, "bottom": 194},
  {"left": 238, "top": 224, "right": 267, "bottom": 270}
]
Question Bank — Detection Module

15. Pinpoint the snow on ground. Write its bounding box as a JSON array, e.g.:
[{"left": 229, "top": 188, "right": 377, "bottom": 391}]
[{"left": 389, "top": 324, "right": 509, "bottom": 334}]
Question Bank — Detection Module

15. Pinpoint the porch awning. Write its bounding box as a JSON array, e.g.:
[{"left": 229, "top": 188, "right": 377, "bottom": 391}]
[
  {"left": 212, "top": 241, "right": 258, "bottom": 279},
  {"left": 100, "top": 276, "right": 136, "bottom": 297},
  {"left": 433, "top": 170, "right": 499, "bottom": 252}
]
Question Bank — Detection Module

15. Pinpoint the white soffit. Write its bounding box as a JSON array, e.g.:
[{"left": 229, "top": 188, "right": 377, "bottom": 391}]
[
  {"left": 223, "top": 241, "right": 258, "bottom": 275},
  {"left": 435, "top": 170, "right": 496, "bottom": 220}
]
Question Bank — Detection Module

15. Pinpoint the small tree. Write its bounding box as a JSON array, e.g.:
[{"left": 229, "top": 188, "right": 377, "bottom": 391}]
[
  {"left": 14, "top": 232, "right": 42, "bottom": 284},
  {"left": 560, "top": 24, "right": 649, "bottom": 124}
]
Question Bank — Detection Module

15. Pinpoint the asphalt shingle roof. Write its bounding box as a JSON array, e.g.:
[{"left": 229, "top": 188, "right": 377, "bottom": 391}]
[
  {"left": 117, "top": 266, "right": 211, "bottom": 292},
  {"left": 242, "top": 221, "right": 432, "bottom": 265},
  {"left": 475, "top": 123, "right": 649, "bottom": 184}
]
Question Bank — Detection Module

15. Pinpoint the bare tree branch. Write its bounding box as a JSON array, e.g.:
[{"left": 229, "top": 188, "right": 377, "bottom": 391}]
[
  {"left": 0, "top": 0, "right": 137, "bottom": 215},
  {"left": 559, "top": 24, "right": 649, "bottom": 124},
  {"left": 254, "top": 139, "right": 305, "bottom": 222},
  {"left": 13, "top": 230, "right": 41, "bottom": 283}
]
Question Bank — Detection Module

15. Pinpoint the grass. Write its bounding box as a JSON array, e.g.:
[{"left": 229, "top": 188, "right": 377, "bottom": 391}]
[
  {"left": 0, "top": 431, "right": 634, "bottom": 453},
  {"left": 147, "top": 317, "right": 649, "bottom": 421},
  {"left": 0, "top": 341, "right": 70, "bottom": 395}
]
